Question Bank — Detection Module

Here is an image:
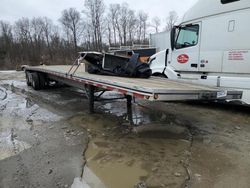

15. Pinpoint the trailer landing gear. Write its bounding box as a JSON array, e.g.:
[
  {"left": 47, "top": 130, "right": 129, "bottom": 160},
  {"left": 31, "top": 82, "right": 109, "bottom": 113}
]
[
  {"left": 86, "top": 85, "right": 134, "bottom": 124},
  {"left": 126, "top": 95, "right": 133, "bottom": 124}
]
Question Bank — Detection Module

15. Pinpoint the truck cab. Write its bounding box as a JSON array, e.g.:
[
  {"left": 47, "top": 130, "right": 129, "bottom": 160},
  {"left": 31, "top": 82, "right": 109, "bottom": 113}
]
[{"left": 149, "top": 0, "right": 250, "bottom": 104}]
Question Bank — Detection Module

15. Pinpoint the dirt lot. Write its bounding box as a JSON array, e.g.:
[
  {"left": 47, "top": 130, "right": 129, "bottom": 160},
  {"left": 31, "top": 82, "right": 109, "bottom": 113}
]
[{"left": 0, "top": 71, "right": 250, "bottom": 188}]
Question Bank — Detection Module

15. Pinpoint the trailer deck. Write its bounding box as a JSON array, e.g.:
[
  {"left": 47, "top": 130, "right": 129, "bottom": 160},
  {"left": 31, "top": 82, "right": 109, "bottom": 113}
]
[
  {"left": 23, "top": 65, "right": 242, "bottom": 116},
  {"left": 24, "top": 65, "right": 241, "bottom": 100}
]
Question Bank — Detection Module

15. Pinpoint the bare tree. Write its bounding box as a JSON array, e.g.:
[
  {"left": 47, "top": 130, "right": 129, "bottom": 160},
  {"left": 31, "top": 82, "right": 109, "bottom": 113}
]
[
  {"left": 1, "top": 17, "right": 84, "bottom": 69},
  {"left": 15, "top": 18, "right": 33, "bottom": 44},
  {"left": 0, "top": 21, "right": 12, "bottom": 41},
  {"left": 14, "top": 18, "right": 34, "bottom": 63},
  {"left": 59, "top": 8, "right": 82, "bottom": 52},
  {"left": 119, "top": 3, "right": 129, "bottom": 45},
  {"left": 127, "top": 9, "right": 137, "bottom": 44},
  {"left": 109, "top": 4, "right": 120, "bottom": 45},
  {"left": 107, "top": 3, "right": 139, "bottom": 46},
  {"left": 84, "top": 0, "right": 105, "bottom": 51},
  {"left": 0, "top": 1, "right": 159, "bottom": 70},
  {"left": 137, "top": 11, "right": 148, "bottom": 43},
  {"left": 151, "top": 16, "right": 161, "bottom": 33},
  {"left": 106, "top": 19, "right": 112, "bottom": 46},
  {"left": 31, "top": 17, "right": 45, "bottom": 58},
  {"left": 165, "top": 11, "right": 178, "bottom": 32},
  {"left": 115, "top": 15, "right": 122, "bottom": 45},
  {"left": 41, "top": 17, "right": 53, "bottom": 59},
  {"left": 0, "top": 21, "right": 13, "bottom": 51},
  {"left": 82, "top": 21, "right": 93, "bottom": 50},
  {"left": 0, "top": 21, "right": 13, "bottom": 66}
]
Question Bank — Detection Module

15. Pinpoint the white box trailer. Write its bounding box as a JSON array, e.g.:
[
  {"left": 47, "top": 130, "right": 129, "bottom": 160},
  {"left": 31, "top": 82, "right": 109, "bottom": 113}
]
[
  {"left": 149, "top": 0, "right": 250, "bottom": 104},
  {"left": 150, "top": 31, "right": 170, "bottom": 52}
]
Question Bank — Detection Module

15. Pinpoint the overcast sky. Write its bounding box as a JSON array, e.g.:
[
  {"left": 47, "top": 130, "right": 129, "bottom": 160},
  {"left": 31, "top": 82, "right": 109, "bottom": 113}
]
[{"left": 0, "top": 0, "right": 198, "bottom": 24}]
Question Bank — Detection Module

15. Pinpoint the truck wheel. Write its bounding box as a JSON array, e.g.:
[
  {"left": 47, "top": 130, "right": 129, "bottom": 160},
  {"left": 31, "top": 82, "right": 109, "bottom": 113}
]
[
  {"left": 31, "top": 72, "right": 41, "bottom": 90},
  {"left": 25, "top": 71, "right": 32, "bottom": 86},
  {"left": 159, "top": 74, "right": 168, "bottom": 78},
  {"left": 153, "top": 73, "right": 168, "bottom": 78}
]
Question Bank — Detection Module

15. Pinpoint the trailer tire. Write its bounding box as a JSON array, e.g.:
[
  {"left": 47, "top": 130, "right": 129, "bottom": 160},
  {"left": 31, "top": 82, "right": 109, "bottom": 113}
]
[
  {"left": 25, "top": 71, "right": 32, "bottom": 86},
  {"left": 38, "top": 73, "right": 46, "bottom": 89},
  {"left": 31, "top": 72, "right": 41, "bottom": 90}
]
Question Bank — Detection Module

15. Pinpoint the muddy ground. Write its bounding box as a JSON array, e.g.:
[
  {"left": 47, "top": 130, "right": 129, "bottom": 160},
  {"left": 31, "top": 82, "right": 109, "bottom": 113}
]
[{"left": 0, "top": 71, "right": 250, "bottom": 188}]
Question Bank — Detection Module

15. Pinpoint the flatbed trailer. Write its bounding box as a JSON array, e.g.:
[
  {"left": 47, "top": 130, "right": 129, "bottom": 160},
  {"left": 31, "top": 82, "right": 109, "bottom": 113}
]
[{"left": 23, "top": 65, "right": 242, "bottom": 115}]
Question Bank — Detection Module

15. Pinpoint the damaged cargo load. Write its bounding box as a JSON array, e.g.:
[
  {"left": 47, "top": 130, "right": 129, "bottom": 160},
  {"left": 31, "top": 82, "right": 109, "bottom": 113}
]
[{"left": 79, "top": 52, "right": 152, "bottom": 78}]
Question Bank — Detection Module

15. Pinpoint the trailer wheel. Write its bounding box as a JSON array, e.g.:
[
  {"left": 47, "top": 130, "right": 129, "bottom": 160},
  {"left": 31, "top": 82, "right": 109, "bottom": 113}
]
[
  {"left": 31, "top": 72, "right": 41, "bottom": 90},
  {"left": 38, "top": 73, "right": 47, "bottom": 89},
  {"left": 25, "top": 71, "right": 32, "bottom": 86}
]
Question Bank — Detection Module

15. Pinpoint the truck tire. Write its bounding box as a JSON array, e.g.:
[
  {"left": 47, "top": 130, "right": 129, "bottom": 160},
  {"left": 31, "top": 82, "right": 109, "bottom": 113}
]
[
  {"left": 153, "top": 73, "right": 168, "bottom": 78},
  {"left": 31, "top": 72, "right": 41, "bottom": 90},
  {"left": 25, "top": 71, "right": 32, "bottom": 86}
]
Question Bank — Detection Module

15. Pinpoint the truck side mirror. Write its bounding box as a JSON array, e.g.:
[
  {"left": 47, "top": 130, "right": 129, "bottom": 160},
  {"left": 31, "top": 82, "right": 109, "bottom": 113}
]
[{"left": 170, "top": 26, "right": 177, "bottom": 51}]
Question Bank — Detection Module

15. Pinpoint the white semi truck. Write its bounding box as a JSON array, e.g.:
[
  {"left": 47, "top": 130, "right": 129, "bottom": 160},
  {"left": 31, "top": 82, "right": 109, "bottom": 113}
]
[{"left": 149, "top": 0, "right": 250, "bottom": 104}]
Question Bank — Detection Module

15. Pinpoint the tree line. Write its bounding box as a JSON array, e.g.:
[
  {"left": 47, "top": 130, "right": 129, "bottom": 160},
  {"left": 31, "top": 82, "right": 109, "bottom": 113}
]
[{"left": 0, "top": 0, "right": 178, "bottom": 70}]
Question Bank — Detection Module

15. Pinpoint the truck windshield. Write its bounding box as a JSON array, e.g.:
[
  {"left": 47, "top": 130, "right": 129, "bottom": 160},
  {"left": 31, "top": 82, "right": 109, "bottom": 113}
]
[{"left": 175, "top": 25, "right": 199, "bottom": 49}]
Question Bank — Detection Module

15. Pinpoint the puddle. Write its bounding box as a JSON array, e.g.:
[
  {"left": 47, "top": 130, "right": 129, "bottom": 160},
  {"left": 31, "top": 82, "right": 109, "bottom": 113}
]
[
  {"left": 99, "top": 97, "right": 177, "bottom": 126},
  {"left": 86, "top": 140, "right": 148, "bottom": 188},
  {"left": 70, "top": 110, "right": 191, "bottom": 188},
  {"left": 101, "top": 101, "right": 151, "bottom": 125},
  {"left": 134, "top": 124, "right": 190, "bottom": 139}
]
